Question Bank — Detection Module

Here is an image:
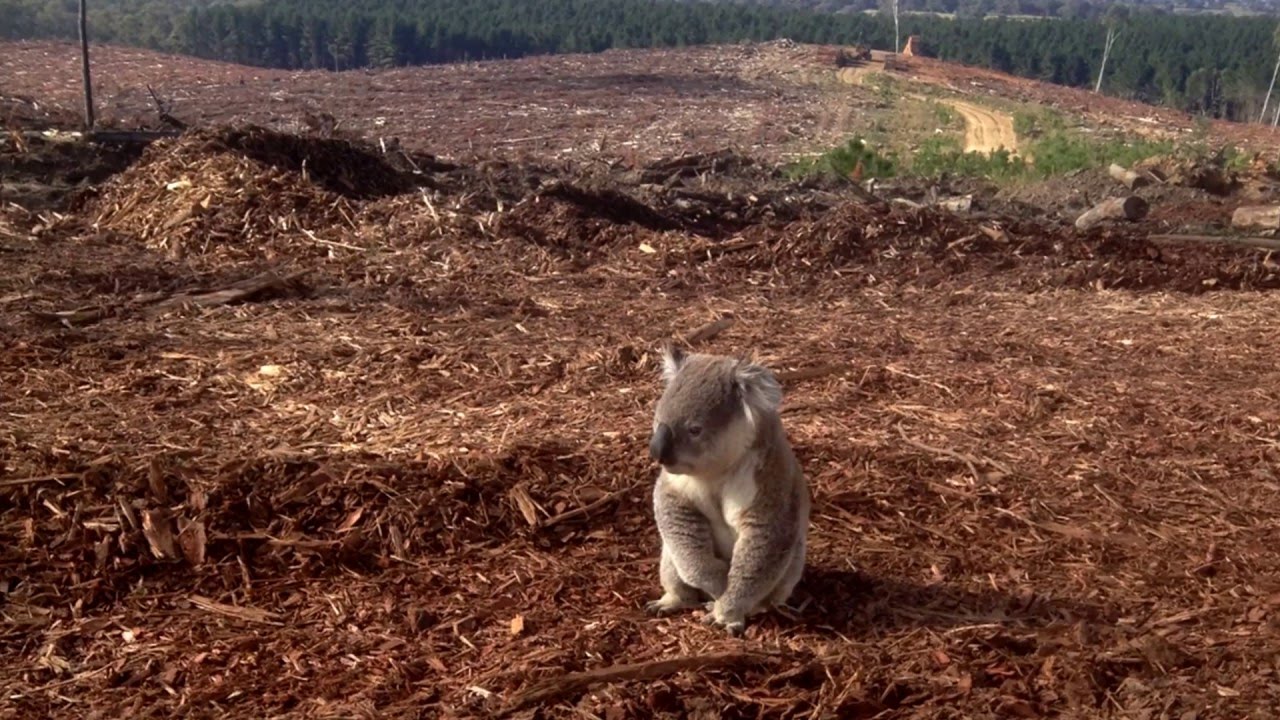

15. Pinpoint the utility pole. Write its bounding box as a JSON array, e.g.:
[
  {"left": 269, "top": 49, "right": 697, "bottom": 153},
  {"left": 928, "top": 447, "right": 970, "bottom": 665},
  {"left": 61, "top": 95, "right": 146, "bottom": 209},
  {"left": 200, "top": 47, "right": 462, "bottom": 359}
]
[
  {"left": 893, "top": 0, "right": 900, "bottom": 54},
  {"left": 79, "top": 0, "right": 95, "bottom": 129}
]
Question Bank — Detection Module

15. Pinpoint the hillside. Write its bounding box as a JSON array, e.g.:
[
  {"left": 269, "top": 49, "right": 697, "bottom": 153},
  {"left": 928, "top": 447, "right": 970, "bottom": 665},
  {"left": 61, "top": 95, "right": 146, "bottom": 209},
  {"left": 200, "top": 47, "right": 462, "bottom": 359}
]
[
  {"left": 3, "top": 39, "right": 1277, "bottom": 164},
  {"left": 4, "top": 39, "right": 1280, "bottom": 719},
  {"left": 3, "top": 0, "right": 1278, "bottom": 123}
]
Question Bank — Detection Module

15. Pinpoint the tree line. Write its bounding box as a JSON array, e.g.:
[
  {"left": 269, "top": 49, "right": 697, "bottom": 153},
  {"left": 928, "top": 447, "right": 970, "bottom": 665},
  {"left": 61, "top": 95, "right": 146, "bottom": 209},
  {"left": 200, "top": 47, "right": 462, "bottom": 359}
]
[
  {"left": 1, "top": 0, "right": 1277, "bottom": 123},
  {"left": 738, "top": 0, "right": 1279, "bottom": 20}
]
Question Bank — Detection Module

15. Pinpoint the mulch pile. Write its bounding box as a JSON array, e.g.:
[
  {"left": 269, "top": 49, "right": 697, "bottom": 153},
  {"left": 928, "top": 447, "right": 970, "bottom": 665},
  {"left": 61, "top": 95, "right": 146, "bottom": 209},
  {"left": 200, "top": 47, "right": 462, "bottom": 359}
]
[
  {"left": 86, "top": 128, "right": 369, "bottom": 260},
  {"left": 4, "top": 125, "right": 1280, "bottom": 719}
]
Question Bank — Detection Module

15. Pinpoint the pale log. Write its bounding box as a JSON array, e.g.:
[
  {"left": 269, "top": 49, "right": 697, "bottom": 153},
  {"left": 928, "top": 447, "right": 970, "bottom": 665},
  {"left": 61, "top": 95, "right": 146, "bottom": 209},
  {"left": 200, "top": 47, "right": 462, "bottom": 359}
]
[
  {"left": 1231, "top": 205, "right": 1280, "bottom": 231},
  {"left": 1108, "top": 163, "right": 1148, "bottom": 190},
  {"left": 1075, "top": 196, "right": 1148, "bottom": 231}
]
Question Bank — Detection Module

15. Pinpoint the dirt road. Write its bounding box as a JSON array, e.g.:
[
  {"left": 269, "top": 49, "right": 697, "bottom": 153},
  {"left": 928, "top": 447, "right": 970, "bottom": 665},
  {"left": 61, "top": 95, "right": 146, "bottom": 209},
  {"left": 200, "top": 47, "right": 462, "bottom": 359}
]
[
  {"left": 942, "top": 98, "right": 1020, "bottom": 155},
  {"left": 829, "top": 54, "right": 1021, "bottom": 158},
  {"left": 836, "top": 62, "right": 882, "bottom": 86}
]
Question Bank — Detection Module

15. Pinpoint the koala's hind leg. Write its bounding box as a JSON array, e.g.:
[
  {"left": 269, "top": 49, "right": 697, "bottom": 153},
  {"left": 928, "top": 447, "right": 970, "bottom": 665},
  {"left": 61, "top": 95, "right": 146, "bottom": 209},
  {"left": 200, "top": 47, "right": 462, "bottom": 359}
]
[
  {"left": 646, "top": 546, "right": 707, "bottom": 615},
  {"left": 766, "top": 532, "right": 806, "bottom": 610}
]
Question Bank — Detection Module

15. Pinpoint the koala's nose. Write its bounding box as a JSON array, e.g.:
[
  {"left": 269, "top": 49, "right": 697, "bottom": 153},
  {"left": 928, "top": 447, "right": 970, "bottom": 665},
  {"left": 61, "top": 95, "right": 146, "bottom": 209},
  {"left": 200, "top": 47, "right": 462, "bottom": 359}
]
[{"left": 649, "top": 424, "right": 674, "bottom": 464}]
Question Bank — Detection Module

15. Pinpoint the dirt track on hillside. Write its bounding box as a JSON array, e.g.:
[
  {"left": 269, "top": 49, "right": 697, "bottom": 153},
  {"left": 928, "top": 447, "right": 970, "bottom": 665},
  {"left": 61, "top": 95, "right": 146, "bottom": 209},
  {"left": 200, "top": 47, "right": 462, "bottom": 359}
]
[
  {"left": 942, "top": 98, "right": 1020, "bottom": 156},
  {"left": 836, "top": 58, "right": 885, "bottom": 87}
]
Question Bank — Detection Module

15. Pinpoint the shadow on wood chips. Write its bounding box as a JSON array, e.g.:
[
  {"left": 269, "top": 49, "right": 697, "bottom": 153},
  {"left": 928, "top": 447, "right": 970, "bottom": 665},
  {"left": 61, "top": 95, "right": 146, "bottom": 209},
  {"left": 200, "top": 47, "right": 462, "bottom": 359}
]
[{"left": 3, "top": 123, "right": 1280, "bottom": 719}]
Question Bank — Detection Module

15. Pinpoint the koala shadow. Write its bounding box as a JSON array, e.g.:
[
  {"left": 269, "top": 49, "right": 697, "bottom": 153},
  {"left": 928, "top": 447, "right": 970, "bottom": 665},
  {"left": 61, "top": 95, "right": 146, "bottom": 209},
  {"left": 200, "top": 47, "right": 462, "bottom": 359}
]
[{"left": 785, "top": 566, "right": 1105, "bottom": 636}]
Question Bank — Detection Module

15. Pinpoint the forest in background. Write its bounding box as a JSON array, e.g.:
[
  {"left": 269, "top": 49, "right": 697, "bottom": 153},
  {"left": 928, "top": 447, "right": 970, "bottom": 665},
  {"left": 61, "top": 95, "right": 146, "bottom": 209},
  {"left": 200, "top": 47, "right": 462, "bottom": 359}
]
[
  {"left": 2, "top": 0, "right": 1278, "bottom": 123},
  {"left": 717, "top": 0, "right": 1279, "bottom": 19}
]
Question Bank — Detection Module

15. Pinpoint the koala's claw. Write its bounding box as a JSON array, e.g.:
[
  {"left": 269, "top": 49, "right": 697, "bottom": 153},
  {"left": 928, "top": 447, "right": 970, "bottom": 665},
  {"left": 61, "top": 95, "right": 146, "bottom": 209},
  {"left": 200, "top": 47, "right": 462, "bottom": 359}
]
[
  {"left": 774, "top": 600, "right": 802, "bottom": 616},
  {"left": 644, "top": 600, "right": 670, "bottom": 616},
  {"left": 645, "top": 594, "right": 699, "bottom": 616},
  {"left": 700, "top": 601, "right": 746, "bottom": 636}
]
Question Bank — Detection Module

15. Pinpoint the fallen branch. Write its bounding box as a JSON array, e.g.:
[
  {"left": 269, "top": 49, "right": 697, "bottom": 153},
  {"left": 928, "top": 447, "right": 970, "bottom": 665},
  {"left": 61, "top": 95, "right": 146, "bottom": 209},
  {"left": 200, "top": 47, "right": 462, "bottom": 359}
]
[
  {"left": 301, "top": 228, "right": 365, "bottom": 252},
  {"left": 498, "top": 652, "right": 777, "bottom": 715},
  {"left": 775, "top": 363, "right": 854, "bottom": 384},
  {"left": 1148, "top": 233, "right": 1280, "bottom": 252},
  {"left": 29, "top": 306, "right": 112, "bottom": 327},
  {"left": 15, "top": 129, "right": 180, "bottom": 145},
  {"left": 88, "top": 129, "right": 181, "bottom": 144},
  {"left": 713, "top": 237, "right": 764, "bottom": 255},
  {"left": 145, "top": 270, "right": 307, "bottom": 316},
  {"left": 0, "top": 473, "right": 81, "bottom": 490},
  {"left": 883, "top": 365, "right": 955, "bottom": 398},
  {"left": 188, "top": 594, "right": 284, "bottom": 625},
  {"left": 0, "top": 291, "right": 35, "bottom": 304},
  {"left": 681, "top": 315, "right": 735, "bottom": 346},
  {"left": 145, "top": 84, "right": 188, "bottom": 130},
  {"left": 993, "top": 508, "right": 1143, "bottom": 547},
  {"left": 31, "top": 271, "right": 306, "bottom": 327},
  {"left": 541, "top": 486, "right": 633, "bottom": 529},
  {"left": 895, "top": 425, "right": 1011, "bottom": 484}
]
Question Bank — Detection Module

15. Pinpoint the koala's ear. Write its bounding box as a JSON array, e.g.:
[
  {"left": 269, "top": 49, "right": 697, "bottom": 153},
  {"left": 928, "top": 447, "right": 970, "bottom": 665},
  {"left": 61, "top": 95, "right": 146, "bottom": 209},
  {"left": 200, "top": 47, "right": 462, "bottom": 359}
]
[
  {"left": 659, "top": 342, "right": 687, "bottom": 383},
  {"left": 734, "top": 358, "right": 783, "bottom": 414}
]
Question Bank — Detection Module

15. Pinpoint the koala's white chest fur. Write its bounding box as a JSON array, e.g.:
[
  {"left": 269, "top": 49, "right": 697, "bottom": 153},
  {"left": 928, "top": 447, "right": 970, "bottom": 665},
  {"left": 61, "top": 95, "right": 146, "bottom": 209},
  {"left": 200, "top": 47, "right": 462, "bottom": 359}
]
[{"left": 664, "top": 460, "right": 758, "bottom": 560}]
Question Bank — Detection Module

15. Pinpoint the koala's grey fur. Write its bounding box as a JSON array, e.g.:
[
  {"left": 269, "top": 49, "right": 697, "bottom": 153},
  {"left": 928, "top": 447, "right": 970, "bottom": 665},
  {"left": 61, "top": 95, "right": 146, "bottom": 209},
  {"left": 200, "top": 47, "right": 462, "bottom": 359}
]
[{"left": 643, "top": 344, "right": 810, "bottom": 636}]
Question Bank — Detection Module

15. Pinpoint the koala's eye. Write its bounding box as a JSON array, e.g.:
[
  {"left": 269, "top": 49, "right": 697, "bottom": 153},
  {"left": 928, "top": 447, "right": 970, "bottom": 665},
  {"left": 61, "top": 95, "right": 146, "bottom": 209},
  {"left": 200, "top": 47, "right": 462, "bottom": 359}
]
[{"left": 687, "top": 424, "right": 704, "bottom": 438}]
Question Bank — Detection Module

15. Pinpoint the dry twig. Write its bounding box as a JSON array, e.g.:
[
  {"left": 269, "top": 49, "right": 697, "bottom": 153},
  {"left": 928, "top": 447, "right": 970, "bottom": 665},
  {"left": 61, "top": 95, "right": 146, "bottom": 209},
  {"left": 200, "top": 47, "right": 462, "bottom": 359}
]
[
  {"left": 895, "top": 425, "right": 1010, "bottom": 483},
  {"left": 188, "top": 595, "right": 284, "bottom": 625},
  {"left": 680, "top": 315, "right": 736, "bottom": 346},
  {"left": 0, "top": 473, "right": 80, "bottom": 489},
  {"left": 498, "top": 652, "right": 778, "bottom": 715}
]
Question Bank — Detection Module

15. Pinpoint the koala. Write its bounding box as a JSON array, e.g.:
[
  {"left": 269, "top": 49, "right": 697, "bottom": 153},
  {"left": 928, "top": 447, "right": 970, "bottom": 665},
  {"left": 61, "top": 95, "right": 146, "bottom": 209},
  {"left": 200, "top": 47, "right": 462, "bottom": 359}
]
[{"left": 643, "top": 343, "right": 810, "bottom": 636}]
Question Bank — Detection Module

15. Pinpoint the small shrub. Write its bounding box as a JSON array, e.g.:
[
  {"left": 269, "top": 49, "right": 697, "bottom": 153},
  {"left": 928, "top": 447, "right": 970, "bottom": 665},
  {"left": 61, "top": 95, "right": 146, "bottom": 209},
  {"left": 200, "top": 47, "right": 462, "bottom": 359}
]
[
  {"left": 1012, "top": 110, "right": 1039, "bottom": 138},
  {"left": 910, "top": 135, "right": 1027, "bottom": 180},
  {"left": 1012, "top": 107, "right": 1066, "bottom": 139},
  {"left": 1221, "top": 145, "right": 1252, "bottom": 172},
  {"left": 1030, "top": 131, "right": 1172, "bottom": 176},
  {"left": 794, "top": 116, "right": 1187, "bottom": 186},
  {"left": 788, "top": 137, "right": 897, "bottom": 180},
  {"left": 867, "top": 74, "right": 896, "bottom": 106}
]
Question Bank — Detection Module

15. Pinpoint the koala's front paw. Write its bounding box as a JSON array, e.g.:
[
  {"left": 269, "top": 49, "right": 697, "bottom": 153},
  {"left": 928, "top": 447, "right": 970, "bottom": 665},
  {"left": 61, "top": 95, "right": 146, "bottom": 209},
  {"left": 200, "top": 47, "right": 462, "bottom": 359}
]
[
  {"left": 700, "top": 600, "right": 746, "bottom": 637},
  {"left": 645, "top": 593, "right": 698, "bottom": 616}
]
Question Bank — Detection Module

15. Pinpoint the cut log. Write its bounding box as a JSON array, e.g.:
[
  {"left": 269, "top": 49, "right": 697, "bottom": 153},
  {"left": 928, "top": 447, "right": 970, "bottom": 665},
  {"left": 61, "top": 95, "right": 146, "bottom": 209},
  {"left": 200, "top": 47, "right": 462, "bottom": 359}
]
[
  {"left": 1108, "top": 163, "right": 1149, "bottom": 190},
  {"left": 935, "top": 195, "right": 973, "bottom": 213},
  {"left": 1149, "top": 233, "right": 1280, "bottom": 252},
  {"left": 1075, "top": 196, "right": 1149, "bottom": 231},
  {"left": 1231, "top": 205, "right": 1280, "bottom": 232}
]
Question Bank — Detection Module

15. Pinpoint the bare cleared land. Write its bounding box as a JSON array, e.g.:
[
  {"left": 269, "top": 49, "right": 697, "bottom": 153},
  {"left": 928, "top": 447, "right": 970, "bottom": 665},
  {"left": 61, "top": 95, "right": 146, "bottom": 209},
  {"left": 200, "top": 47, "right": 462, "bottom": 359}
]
[
  {"left": 0, "top": 40, "right": 876, "bottom": 165},
  {"left": 3, "top": 40, "right": 1280, "bottom": 720}
]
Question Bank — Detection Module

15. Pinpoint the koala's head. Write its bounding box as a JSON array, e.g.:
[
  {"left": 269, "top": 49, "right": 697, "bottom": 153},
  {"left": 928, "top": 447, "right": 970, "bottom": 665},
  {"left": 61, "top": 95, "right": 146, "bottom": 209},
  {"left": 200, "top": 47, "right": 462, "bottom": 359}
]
[{"left": 648, "top": 344, "right": 783, "bottom": 477}]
